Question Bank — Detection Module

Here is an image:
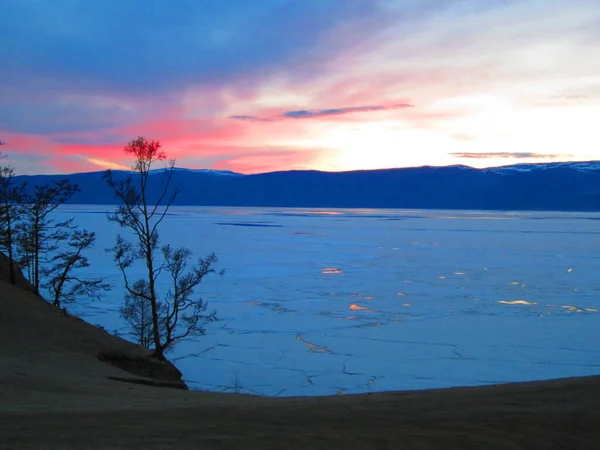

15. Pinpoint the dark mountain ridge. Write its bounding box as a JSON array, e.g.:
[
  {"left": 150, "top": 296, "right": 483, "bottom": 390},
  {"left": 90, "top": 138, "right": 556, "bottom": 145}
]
[{"left": 13, "top": 161, "right": 600, "bottom": 211}]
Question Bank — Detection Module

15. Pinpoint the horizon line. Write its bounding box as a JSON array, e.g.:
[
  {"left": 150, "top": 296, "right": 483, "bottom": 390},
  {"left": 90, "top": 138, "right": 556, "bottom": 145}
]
[{"left": 10, "top": 159, "right": 600, "bottom": 177}]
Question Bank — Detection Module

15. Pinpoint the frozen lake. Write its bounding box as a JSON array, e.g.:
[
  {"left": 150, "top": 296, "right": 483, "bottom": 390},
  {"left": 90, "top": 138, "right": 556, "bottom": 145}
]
[{"left": 55, "top": 206, "right": 600, "bottom": 396}]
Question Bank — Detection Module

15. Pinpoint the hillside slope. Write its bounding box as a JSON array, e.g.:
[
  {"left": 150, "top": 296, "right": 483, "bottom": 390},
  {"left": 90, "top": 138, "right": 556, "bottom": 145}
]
[{"left": 0, "top": 281, "right": 188, "bottom": 401}]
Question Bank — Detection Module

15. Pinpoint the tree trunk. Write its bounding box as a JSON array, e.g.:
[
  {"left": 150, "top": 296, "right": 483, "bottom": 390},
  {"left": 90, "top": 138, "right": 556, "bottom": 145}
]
[
  {"left": 33, "top": 220, "right": 40, "bottom": 293},
  {"left": 6, "top": 229, "right": 15, "bottom": 285},
  {"left": 145, "top": 229, "right": 163, "bottom": 359}
]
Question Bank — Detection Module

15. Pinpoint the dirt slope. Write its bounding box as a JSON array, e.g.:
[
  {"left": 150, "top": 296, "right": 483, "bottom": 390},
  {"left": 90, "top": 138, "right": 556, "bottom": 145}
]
[{"left": 2, "top": 282, "right": 600, "bottom": 449}]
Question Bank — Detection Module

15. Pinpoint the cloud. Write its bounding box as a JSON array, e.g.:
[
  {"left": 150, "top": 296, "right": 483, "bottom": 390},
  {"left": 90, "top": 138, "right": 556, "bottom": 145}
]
[
  {"left": 229, "top": 103, "right": 413, "bottom": 122},
  {"left": 450, "top": 152, "right": 576, "bottom": 159},
  {"left": 227, "top": 115, "right": 273, "bottom": 122},
  {"left": 2, "top": 152, "right": 50, "bottom": 164},
  {"left": 548, "top": 94, "right": 589, "bottom": 100},
  {"left": 282, "top": 103, "right": 413, "bottom": 119},
  {"left": 451, "top": 133, "right": 476, "bottom": 141},
  {"left": 78, "top": 156, "right": 130, "bottom": 171}
]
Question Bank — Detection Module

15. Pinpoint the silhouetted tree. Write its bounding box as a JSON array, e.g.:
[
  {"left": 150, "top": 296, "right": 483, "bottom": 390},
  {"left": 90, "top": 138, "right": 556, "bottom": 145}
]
[
  {"left": 0, "top": 164, "right": 26, "bottom": 284},
  {"left": 18, "top": 180, "right": 80, "bottom": 292},
  {"left": 104, "top": 137, "right": 221, "bottom": 358},
  {"left": 0, "top": 149, "right": 105, "bottom": 306},
  {"left": 43, "top": 228, "right": 110, "bottom": 308}
]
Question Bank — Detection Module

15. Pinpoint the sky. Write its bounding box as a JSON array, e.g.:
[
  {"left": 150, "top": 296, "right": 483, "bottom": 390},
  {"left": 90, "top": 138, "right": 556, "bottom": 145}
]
[{"left": 1, "top": 0, "right": 599, "bottom": 175}]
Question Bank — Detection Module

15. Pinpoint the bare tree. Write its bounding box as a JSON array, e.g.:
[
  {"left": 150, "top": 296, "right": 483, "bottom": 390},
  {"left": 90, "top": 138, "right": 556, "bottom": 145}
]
[
  {"left": 0, "top": 165, "right": 26, "bottom": 284},
  {"left": 104, "top": 137, "right": 221, "bottom": 358},
  {"left": 43, "top": 228, "right": 110, "bottom": 308},
  {"left": 19, "top": 180, "right": 80, "bottom": 292}
]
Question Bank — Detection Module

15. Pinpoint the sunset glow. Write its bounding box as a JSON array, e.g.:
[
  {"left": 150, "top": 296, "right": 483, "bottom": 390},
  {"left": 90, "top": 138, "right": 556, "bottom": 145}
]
[{"left": 1, "top": 1, "right": 599, "bottom": 174}]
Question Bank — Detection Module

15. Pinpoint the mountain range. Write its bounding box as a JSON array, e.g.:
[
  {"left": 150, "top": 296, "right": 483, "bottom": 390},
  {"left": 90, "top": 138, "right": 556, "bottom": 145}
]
[{"left": 13, "top": 161, "right": 600, "bottom": 211}]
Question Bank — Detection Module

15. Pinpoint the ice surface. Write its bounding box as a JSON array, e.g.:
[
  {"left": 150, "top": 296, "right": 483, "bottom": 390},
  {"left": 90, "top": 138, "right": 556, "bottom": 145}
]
[{"left": 50, "top": 206, "right": 600, "bottom": 396}]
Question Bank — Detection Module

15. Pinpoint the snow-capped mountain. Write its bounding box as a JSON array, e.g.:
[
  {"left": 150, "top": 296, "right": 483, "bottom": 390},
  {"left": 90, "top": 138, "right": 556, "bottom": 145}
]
[
  {"left": 149, "top": 168, "right": 244, "bottom": 177},
  {"left": 486, "top": 161, "right": 600, "bottom": 174}
]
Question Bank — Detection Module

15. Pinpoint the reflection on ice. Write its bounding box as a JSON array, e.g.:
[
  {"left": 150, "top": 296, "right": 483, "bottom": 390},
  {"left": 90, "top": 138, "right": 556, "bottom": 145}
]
[
  {"left": 349, "top": 293, "right": 375, "bottom": 300},
  {"left": 498, "top": 300, "right": 537, "bottom": 305},
  {"left": 349, "top": 304, "right": 376, "bottom": 312},
  {"left": 560, "top": 305, "right": 598, "bottom": 313}
]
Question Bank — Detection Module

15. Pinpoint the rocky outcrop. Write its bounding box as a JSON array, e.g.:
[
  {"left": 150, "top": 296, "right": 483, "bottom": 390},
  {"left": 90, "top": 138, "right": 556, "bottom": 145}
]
[{"left": 98, "top": 351, "right": 188, "bottom": 390}]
